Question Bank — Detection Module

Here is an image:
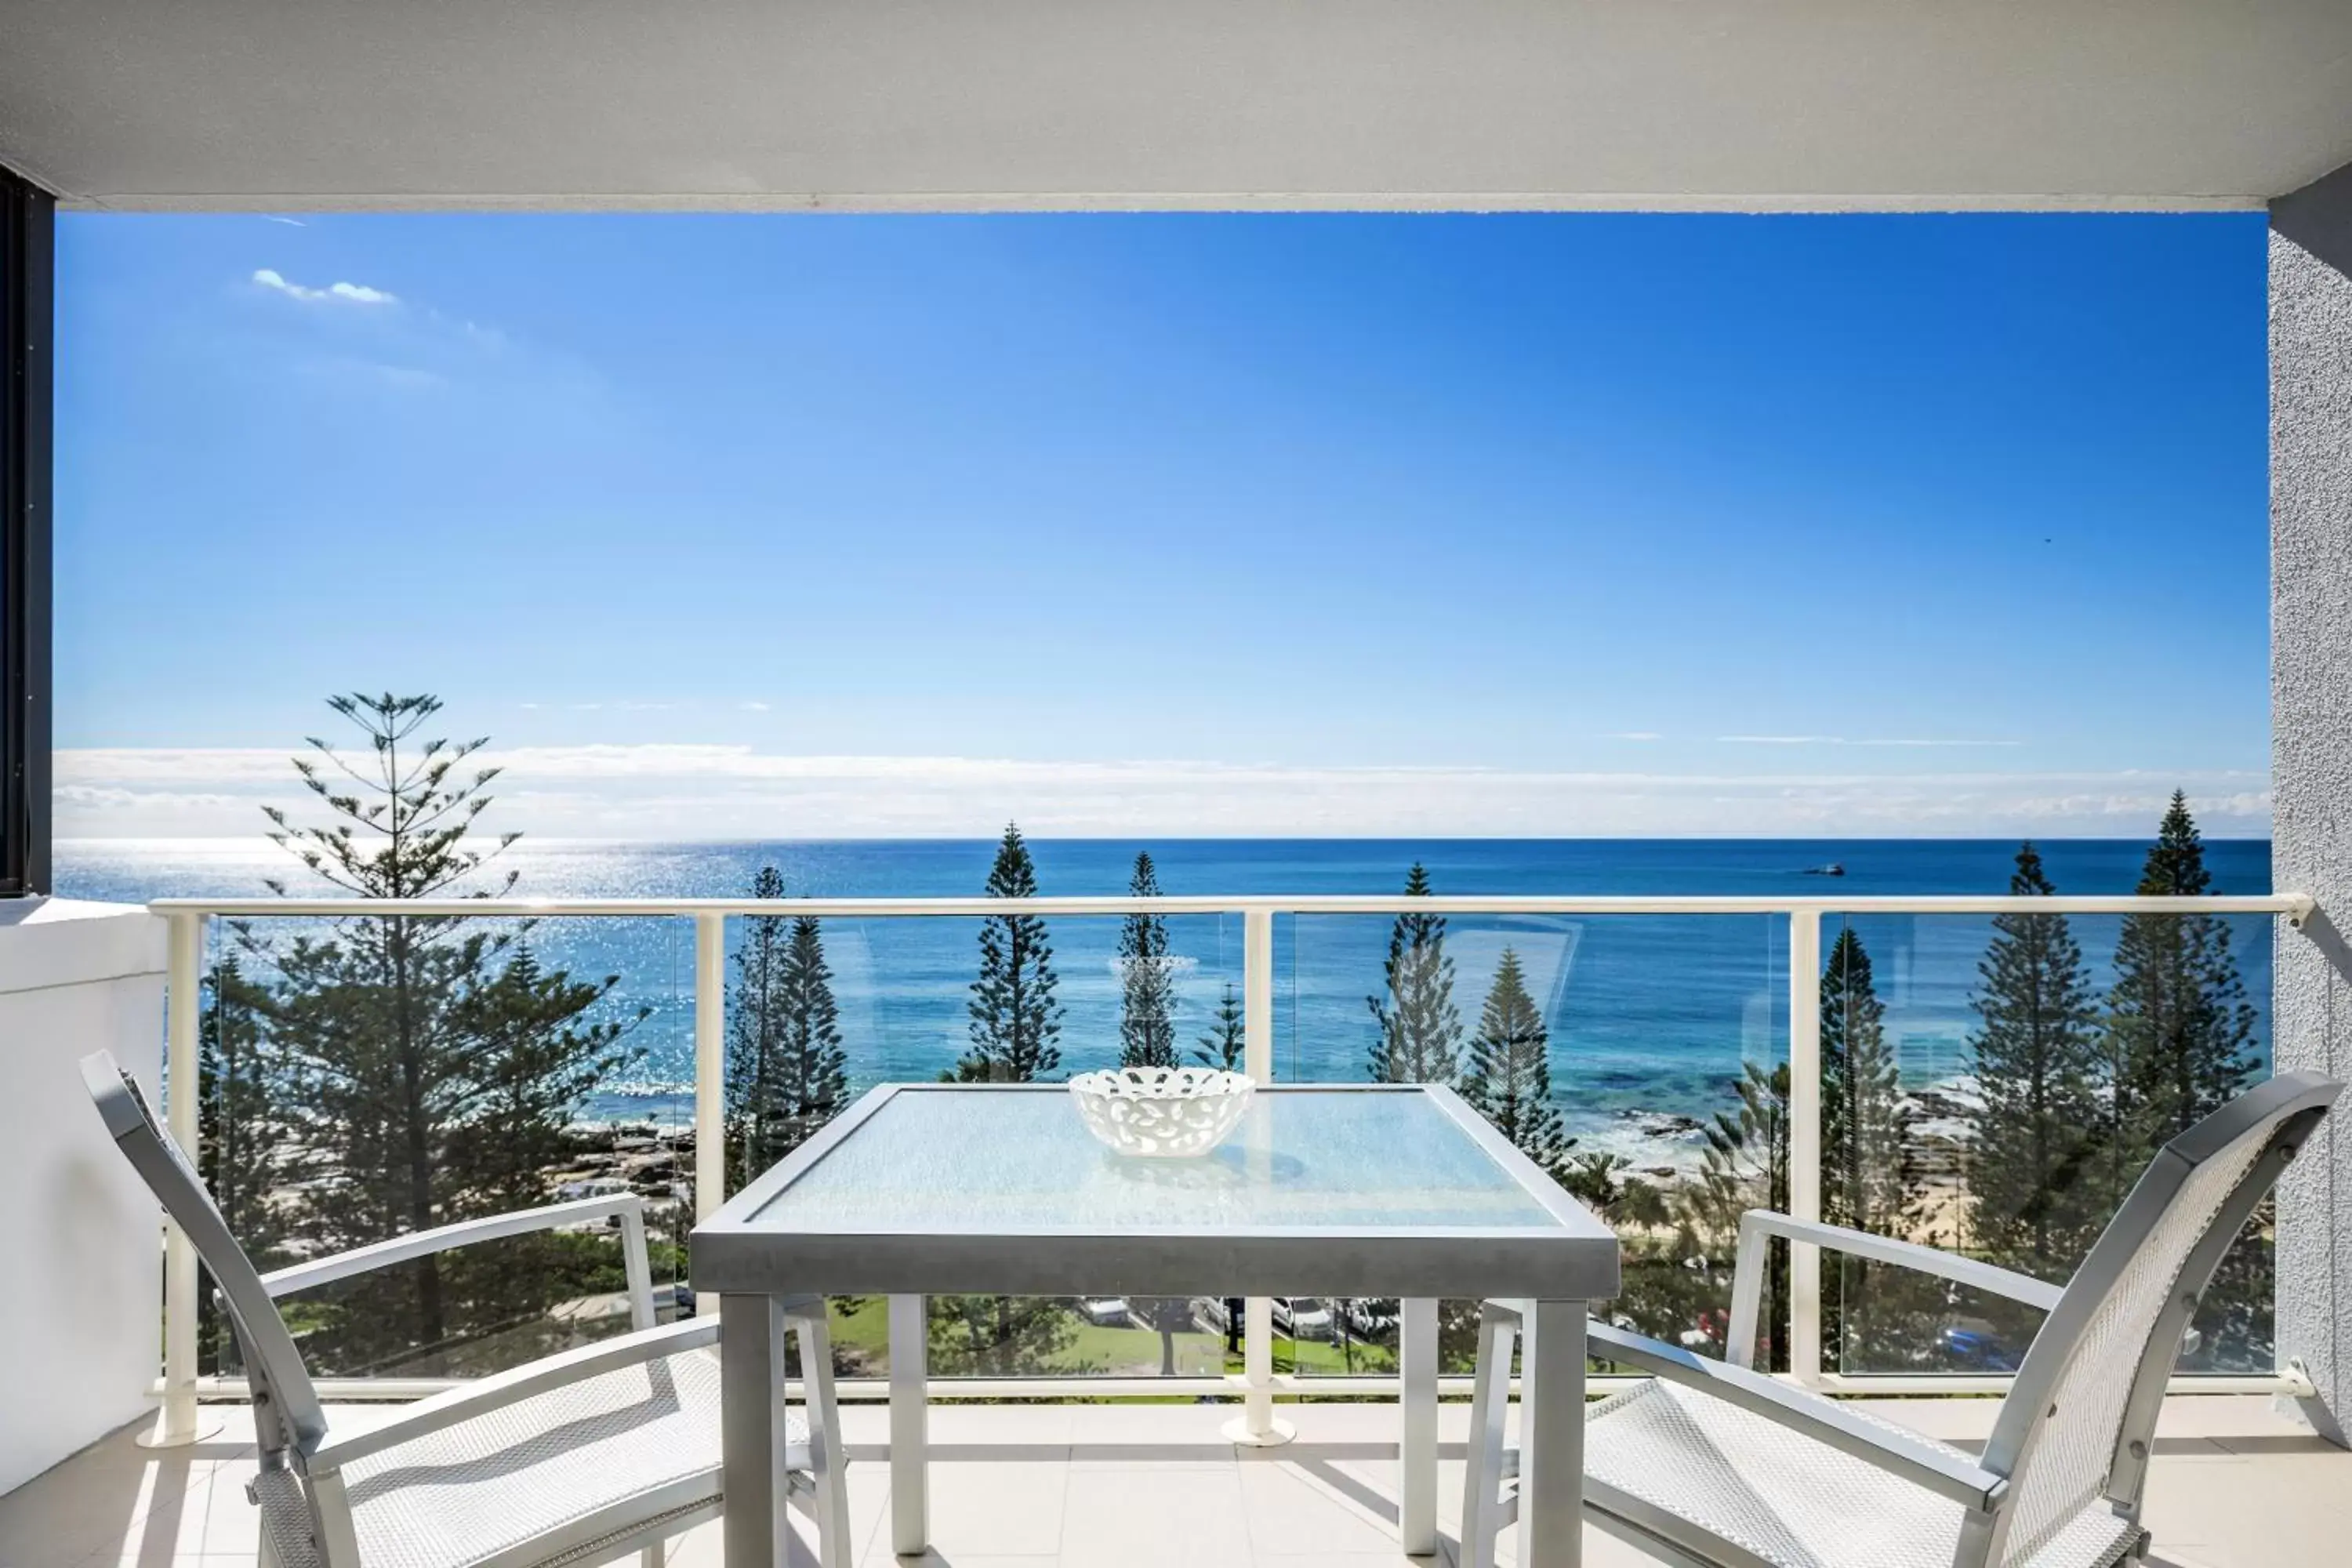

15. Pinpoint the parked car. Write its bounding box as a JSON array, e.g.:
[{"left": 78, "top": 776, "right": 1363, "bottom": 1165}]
[
  {"left": 1272, "top": 1297, "right": 1335, "bottom": 1340},
  {"left": 1078, "top": 1296, "right": 1131, "bottom": 1327},
  {"left": 1189, "top": 1296, "right": 1232, "bottom": 1335}
]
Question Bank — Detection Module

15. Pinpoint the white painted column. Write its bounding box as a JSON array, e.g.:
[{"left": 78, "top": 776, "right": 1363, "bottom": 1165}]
[
  {"left": 151, "top": 909, "right": 205, "bottom": 1446},
  {"left": 694, "top": 913, "right": 726, "bottom": 1220},
  {"left": 2271, "top": 167, "right": 2352, "bottom": 1446},
  {"left": 1787, "top": 909, "right": 1824, "bottom": 1385},
  {"left": 1225, "top": 907, "right": 1295, "bottom": 1446}
]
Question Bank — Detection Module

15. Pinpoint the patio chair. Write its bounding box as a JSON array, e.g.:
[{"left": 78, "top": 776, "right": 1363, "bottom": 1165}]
[
  {"left": 80, "top": 1049, "right": 852, "bottom": 1568},
  {"left": 1459, "top": 1069, "right": 2340, "bottom": 1568}
]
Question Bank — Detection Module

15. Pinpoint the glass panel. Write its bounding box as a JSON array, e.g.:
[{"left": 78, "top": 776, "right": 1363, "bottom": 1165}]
[
  {"left": 1283, "top": 910, "right": 1788, "bottom": 1374},
  {"left": 699, "top": 905, "right": 1243, "bottom": 1381},
  {"left": 194, "top": 911, "right": 689, "bottom": 1378},
  {"left": 1822, "top": 901, "right": 2276, "bottom": 1376}
]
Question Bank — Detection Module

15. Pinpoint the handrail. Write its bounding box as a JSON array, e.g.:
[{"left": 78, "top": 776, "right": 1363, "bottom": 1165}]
[{"left": 142, "top": 885, "right": 2318, "bottom": 1443}]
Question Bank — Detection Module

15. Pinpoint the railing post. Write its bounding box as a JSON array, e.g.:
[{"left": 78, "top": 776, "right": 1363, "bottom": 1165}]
[
  {"left": 695, "top": 913, "right": 726, "bottom": 1221},
  {"left": 1243, "top": 906, "right": 1273, "bottom": 1083},
  {"left": 146, "top": 911, "right": 206, "bottom": 1446},
  {"left": 1225, "top": 907, "right": 1295, "bottom": 1446},
  {"left": 1788, "top": 908, "right": 1824, "bottom": 1386}
]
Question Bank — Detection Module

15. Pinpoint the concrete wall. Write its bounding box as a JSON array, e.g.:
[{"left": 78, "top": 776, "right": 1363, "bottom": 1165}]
[
  {"left": 2270, "top": 169, "right": 2352, "bottom": 1444},
  {"left": 0, "top": 900, "right": 165, "bottom": 1494}
]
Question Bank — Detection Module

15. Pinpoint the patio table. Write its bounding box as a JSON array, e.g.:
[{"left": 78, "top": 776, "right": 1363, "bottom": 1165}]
[{"left": 693, "top": 1082, "right": 1620, "bottom": 1568}]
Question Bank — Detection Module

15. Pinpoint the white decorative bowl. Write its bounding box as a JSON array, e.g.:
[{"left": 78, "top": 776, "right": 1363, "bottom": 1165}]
[{"left": 1068, "top": 1067, "right": 1254, "bottom": 1158}]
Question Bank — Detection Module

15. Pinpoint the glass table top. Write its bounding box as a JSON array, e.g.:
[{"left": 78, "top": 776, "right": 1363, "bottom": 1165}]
[{"left": 747, "top": 1087, "right": 1567, "bottom": 1232}]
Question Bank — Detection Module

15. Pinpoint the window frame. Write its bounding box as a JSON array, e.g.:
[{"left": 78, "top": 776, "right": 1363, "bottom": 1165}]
[{"left": 1, "top": 164, "right": 54, "bottom": 897}]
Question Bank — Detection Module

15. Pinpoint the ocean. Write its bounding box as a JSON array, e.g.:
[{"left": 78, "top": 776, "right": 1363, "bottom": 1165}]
[{"left": 54, "top": 837, "right": 2277, "bottom": 1173}]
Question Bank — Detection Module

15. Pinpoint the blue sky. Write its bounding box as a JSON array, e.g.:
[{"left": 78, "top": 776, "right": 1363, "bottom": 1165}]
[{"left": 49, "top": 213, "right": 2270, "bottom": 837}]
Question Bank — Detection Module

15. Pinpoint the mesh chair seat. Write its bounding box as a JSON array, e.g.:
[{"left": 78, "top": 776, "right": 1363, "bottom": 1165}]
[
  {"left": 1582, "top": 1379, "right": 2140, "bottom": 1568},
  {"left": 280, "top": 1345, "right": 808, "bottom": 1568}
]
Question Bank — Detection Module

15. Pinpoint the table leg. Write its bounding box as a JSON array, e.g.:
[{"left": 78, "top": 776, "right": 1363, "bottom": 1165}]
[
  {"left": 1521, "top": 1299, "right": 1587, "bottom": 1568},
  {"left": 721, "top": 1294, "right": 789, "bottom": 1568},
  {"left": 1399, "top": 1297, "right": 1439, "bottom": 1555},
  {"left": 889, "top": 1294, "right": 930, "bottom": 1556}
]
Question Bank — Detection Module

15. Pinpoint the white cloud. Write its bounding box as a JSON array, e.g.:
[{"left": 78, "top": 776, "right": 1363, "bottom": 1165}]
[
  {"left": 252, "top": 267, "right": 397, "bottom": 306},
  {"left": 740, "top": 701, "right": 772, "bottom": 713},
  {"left": 50, "top": 746, "right": 2273, "bottom": 840},
  {"left": 1600, "top": 731, "right": 1662, "bottom": 741},
  {"left": 1718, "top": 735, "right": 2022, "bottom": 748}
]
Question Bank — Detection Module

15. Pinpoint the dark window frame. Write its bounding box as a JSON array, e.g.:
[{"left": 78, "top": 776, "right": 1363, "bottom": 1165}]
[{"left": 1, "top": 165, "right": 54, "bottom": 896}]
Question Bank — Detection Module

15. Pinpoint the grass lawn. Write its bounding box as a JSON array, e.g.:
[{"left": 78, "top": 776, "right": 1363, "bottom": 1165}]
[{"left": 822, "top": 1296, "right": 1399, "bottom": 1379}]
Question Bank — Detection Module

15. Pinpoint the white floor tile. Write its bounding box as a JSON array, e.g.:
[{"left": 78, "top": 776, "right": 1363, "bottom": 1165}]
[
  {"left": 1058, "top": 1465, "right": 1252, "bottom": 1566},
  {"left": 3, "top": 1397, "right": 2344, "bottom": 1568}
]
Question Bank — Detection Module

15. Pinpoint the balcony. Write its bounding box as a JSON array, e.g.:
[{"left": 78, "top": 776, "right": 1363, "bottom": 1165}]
[
  {"left": 5, "top": 884, "right": 2342, "bottom": 1567},
  {"left": 5, "top": 5, "right": 2352, "bottom": 1566}
]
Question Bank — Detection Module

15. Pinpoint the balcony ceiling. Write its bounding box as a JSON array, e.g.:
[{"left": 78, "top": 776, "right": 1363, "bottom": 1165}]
[{"left": 3, "top": 2, "right": 2351, "bottom": 212}]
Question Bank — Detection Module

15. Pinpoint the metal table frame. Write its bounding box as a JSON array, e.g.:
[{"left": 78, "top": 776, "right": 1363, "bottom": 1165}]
[{"left": 693, "top": 1082, "right": 1620, "bottom": 1568}]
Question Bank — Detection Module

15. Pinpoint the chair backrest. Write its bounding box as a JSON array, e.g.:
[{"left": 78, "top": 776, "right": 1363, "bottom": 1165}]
[
  {"left": 79, "top": 1049, "right": 329, "bottom": 1459},
  {"left": 1982, "top": 1069, "right": 2339, "bottom": 1568}
]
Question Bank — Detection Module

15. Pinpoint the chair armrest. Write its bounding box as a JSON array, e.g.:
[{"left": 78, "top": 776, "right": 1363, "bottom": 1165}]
[
  {"left": 262, "top": 1193, "right": 658, "bottom": 1330},
  {"left": 1586, "top": 1323, "right": 2007, "bottom": 1512},
  {"left": 307, "top": 1318, "right": 717, "bottom": 1474},
  {"left": 1728, "top": 1210, "right": 2063, "bottom": 1370}
]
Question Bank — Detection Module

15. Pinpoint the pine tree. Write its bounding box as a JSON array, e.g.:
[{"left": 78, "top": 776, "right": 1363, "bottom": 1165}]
[
  {"left": 445, "top": 939, "right": 640, "bottom": 1217},
  {"left": 956, "top": 822, "right": 1064, "bottom": 1082},
  {"left": 939, "top": 825, "right": 1075, "bottom": 1368},
  {"left": 1117, "top": 851, "right": 1179, "bottom": 1069},
  {"left": 1966, "top": 843, "right": 2105, "bottom": 1273},
  {"left": 1135, "top": 1294, "right": 1202, "bottom": 1377},
  {"left": 1194, "top": 982, "right": 1247, "bottom": 1071},
  {"left": 726, "top": 866, "right": 850, "bottom": 1189},
  {"left": 1820, "top": 926, "right": 1913, "bottom": 1237},
  {"left": 1459, "top": 947, "right": 1573, "bottom": 1179},
  {"left": 1820, "top": 926, "right": 1942, "bottom": 1368},
  {"left": 197, "top": 954, "right": 286, "bottom": 1374},
  {"left": 253, "top": 694, "right": 641, "bottom": 1370},
  {"left": 725, "top": 866, "right": 794, "bottom": 1191},
  {"left": 1689, "top": 1061, "right": 1792, "bottom": 1367},
  {"left": 926, "top": 1293, "right": 1083, "bottom": 1377},
  {"left": 2104, "top": 793, "right": 2256, "bottom": 1198},
  {"left": 775, "top": 915, "right": 849, "bottom": 1142},
  {"left": 1365, "top": 862, "right": 1462, "bottom": 1083}
]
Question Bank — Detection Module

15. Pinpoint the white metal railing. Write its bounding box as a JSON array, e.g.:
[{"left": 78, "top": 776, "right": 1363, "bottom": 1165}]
[{"left": 144, "top": 889, "right": 2316, "bottom": 1441}]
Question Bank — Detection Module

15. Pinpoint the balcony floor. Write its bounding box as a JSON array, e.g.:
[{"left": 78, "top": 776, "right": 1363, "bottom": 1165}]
[{"left": 2, "top": 1394, "right": 2343, "bottom": 1567}]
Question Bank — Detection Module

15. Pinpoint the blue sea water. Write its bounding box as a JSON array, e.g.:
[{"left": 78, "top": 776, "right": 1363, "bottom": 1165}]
[{"left": 53, "top": 837, "right": 2276, "bottom": 1169}]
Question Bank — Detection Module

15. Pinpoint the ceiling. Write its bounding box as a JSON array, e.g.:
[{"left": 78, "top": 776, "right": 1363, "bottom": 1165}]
[{"left": 4, "top": 2, "right": 2350, "bottom": 212}]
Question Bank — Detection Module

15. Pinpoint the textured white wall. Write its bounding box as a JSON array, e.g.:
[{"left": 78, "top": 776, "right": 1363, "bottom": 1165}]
[
  {"left": 0, "top": 901, "right": 166, "bottom": 1494},
  {"left": 2270, "top": 203, "right": 2352, "bottom": 1445}
]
